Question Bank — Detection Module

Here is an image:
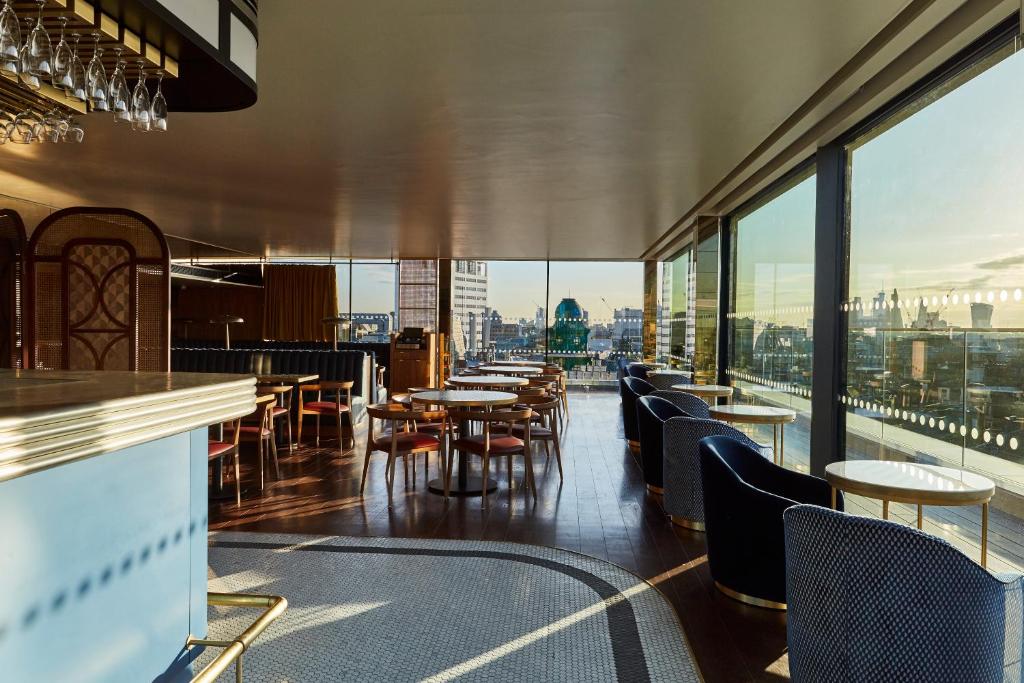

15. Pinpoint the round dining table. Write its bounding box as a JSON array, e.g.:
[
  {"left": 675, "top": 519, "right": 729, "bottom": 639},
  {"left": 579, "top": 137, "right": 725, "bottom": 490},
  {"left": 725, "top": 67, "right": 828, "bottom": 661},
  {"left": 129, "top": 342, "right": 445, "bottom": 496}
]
[
  {"left": 410, "top": 390, "right": 518, "bottom": 496},
  {"left": 708, "top": 404, "right": 796, "bottom": 466},
  {"left": 477, "top": 365, "right": 544, "bottom": 376},
  {"left": 447, "top": 375, "right": 529, "bottom": 389},
  {"left": 672, "top": 383, "right": 733, "bottom": 405},
  {"left": 825, "top": 460, "right": 995, "bottom": 567}
]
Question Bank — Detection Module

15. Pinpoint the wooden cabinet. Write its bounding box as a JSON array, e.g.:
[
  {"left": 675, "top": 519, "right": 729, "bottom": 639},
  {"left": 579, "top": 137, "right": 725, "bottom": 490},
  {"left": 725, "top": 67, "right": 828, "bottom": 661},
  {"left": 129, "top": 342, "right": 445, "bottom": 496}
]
[{"left": 389, "top": 332, "right": 437, "bottom": 394}]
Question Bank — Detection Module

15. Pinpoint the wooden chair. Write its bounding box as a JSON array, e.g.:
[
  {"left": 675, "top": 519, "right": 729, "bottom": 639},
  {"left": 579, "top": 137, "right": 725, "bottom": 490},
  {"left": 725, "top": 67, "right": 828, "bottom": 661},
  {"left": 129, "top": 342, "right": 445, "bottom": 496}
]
[
  {"left": 361, "top": 403, "right": 447, "bottom": 507},
  {"left": 260, "top": 385, "right": 294, "bottom": 451},
  {"left": 540, "top": 370, "right": 569, "bottom": 424},
  {"left": 447, "top": 407, "right": 535, "bottom": 508},
  {"left": 224, "top": 394, "right": 280, "bottom": 493},
  {"left": 208, "top": 417, "right": 242, "bottom": 506},
  {"left": 512, "top": 394, "right": 563, "bottom": 481},
  {"left": 297, "top": 380, "right": 355, "bottom": 452}
]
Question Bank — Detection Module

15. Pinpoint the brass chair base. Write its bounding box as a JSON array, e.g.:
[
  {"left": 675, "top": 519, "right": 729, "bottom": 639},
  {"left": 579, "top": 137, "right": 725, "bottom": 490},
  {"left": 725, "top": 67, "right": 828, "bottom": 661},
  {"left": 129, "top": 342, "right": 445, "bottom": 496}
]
[
  {"left": 670, "top": 515, "right": 705, "bottom": 531},
  {"left": 627, "top": 439, "right": 640, "bottom": 452},
  {"left": 714, "top": 581, "right": 786, "bottom": 611},
  {"left": 646, "top": 484, "right": 664, "bottom": 495}
]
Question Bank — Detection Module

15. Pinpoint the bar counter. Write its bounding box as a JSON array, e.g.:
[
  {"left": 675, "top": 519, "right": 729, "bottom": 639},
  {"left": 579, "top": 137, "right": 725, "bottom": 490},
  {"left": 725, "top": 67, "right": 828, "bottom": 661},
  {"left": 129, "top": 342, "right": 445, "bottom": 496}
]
[{"left": 0, "top": 369, "right": 257, "bottom": 682}]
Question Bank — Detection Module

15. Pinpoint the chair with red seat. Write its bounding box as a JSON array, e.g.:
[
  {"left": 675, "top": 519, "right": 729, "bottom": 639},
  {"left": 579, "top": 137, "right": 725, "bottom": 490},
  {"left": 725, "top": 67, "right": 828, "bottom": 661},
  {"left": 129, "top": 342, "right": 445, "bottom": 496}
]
[
  {"left": 260, "top": 385, "right": 294, "bottom": 451},
  {"left": 447, "top": 407, "right": 535, "bottom": 508},
  {"left": 297, "top": 380, "right": 355, "bottom": 453},
  {"left": 224, "top": 394, "right": 280, "bottom": 491},
  {"left": 510, "top": 394, "right": 563, "bottom": 481},
  {"left": 360, "top": 403, "right": 447, "bottom": 507},
  {"left": 208, "top": 417, "right": 242, "bottom": 506}
]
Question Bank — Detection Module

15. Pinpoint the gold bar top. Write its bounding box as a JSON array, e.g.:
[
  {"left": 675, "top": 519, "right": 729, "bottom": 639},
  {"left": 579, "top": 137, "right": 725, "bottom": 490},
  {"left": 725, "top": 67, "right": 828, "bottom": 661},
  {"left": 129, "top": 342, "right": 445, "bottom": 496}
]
[{"left": 0, "top": 369, "right": 257, "bottom": 482}]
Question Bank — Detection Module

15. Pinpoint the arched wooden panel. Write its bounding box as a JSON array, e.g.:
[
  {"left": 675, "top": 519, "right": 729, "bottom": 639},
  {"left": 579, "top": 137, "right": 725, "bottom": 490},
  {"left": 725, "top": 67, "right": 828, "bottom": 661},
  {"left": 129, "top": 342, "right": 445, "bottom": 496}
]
[
  {"left": 0, "top": 209, "right": 27, "bottom": 369},
  {"left": 27, "top": 208, "right": 170, "bottom": 371}
]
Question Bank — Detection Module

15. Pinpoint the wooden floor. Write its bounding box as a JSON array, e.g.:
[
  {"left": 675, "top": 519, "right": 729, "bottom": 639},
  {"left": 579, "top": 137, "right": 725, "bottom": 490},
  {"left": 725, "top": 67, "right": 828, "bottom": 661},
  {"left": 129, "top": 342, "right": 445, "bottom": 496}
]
[{"left": 210, "top": 390, "right": 791, "bottom": 682}]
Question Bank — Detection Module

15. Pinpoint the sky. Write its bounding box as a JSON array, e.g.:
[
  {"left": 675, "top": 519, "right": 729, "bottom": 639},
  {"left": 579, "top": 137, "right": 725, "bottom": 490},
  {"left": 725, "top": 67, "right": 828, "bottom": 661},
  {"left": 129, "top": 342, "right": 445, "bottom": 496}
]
[{"left": 731, "top": 43, "right": 1024, "bottom": 330}]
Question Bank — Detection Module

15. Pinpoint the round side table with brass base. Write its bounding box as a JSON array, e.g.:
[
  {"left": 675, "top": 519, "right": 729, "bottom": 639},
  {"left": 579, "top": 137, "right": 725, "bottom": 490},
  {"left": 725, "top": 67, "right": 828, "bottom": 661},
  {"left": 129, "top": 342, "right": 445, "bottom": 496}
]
[
  {"left": 715, "top": 581, "right": 787, "bottom": 611},
  {"left": 708, "top": 405, "right": 796, "bottom": 467},
  {"left": 825, "top": 460, "right": 995, "bottom": 568},
  {"left": 646, "top": 483, "right": 664, "bottom": 495},
  {"left": 670, "top": 515, "right": 705, "bottom": 531}
]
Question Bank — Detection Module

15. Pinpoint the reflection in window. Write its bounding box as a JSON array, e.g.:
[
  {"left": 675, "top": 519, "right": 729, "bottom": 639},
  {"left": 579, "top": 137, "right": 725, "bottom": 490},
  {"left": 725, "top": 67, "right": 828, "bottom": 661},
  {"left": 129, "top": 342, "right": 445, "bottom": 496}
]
[
  {"left": 728, "top": 169, "right": 816, "bottom": 471},
  {"left": 660, "top": 249, "right": 691, "bottom": 369},
  {"left": 844, "top": 39, "right": 1024, "bottom": 571}
]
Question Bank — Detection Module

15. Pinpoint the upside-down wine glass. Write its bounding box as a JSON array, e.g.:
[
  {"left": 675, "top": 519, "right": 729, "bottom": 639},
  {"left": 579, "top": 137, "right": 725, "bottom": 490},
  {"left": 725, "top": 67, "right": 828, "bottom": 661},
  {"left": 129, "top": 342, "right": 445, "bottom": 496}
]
[
  {"left": 26, "top": 0, "right": 51, "bottom": 79},
  {"left": 86, "top": 32, "right": 107, "bottom": 111},
  {"left": 130, "top": 60, "right": 150, "bottom": 132},
  {"left": 0, "top": 0, "right": 20, "bottom": 77},
  {"left": 150, "top": 69, "right": 166, "bottom": 131},
  {"left": 66, "top": 32, "right": 85, "bottom": 102},
  {"left": 18, "top": 17, "right": 39, "bottom": 90},
  {"left": 109, "top": 47, "right": 130, "bottom": 122},
  {"left": 51, "top": 16, "right": 72, "bottom": 88}
]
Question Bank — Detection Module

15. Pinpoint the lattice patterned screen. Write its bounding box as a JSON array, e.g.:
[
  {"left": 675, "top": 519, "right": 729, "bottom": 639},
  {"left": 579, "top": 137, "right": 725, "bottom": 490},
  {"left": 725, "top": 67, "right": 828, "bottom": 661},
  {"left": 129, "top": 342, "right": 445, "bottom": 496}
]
[
  {"left": 0, "top": 209, "right": 27, "bottom": 368},
  {"left": 28, "top": 208, "right": 170, "bottom": 371},
  {"left": 398, "top": 260, "right": 437, "bottom": 331}
]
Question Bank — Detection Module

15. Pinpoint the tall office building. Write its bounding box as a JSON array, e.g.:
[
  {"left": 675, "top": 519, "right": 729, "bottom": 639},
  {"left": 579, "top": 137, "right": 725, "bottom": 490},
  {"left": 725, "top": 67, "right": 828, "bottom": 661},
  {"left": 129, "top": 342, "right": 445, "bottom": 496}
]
[{"left": 452, "top": 260, "right": 489, "bottom": 353}]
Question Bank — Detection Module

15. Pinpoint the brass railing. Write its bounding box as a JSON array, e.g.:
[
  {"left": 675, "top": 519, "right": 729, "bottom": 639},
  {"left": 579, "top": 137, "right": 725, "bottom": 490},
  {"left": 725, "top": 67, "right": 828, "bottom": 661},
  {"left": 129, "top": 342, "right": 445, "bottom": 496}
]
[{"left": 188, "top": 592, "right": 287, "bottom": 683}]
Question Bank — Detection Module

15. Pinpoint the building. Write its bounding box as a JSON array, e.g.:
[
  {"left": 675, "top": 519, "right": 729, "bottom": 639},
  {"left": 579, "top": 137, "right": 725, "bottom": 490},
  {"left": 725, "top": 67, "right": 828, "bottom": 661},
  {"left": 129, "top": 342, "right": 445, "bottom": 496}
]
[{"left": 451, "top": 260, "right": 489, "bottom": 354}]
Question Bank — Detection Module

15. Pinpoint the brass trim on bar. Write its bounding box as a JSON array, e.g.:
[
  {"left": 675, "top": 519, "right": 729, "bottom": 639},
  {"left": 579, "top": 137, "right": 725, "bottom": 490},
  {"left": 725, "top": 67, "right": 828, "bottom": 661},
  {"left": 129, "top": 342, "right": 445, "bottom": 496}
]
[
  {"left": 714, "top": 581, "right": 787, "bottom": 611},
  {"left": 188, "top": 592, "right": 288, "bottom": 683},
  {"left": 670, "top": 515, "right": 705, "bottom": 531}
]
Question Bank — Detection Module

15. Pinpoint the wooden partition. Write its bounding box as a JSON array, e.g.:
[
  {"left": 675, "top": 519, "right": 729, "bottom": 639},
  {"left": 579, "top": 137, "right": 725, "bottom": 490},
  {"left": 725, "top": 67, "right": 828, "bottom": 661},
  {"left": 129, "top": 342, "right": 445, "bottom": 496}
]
[{"left": 27, "top": 207, "right": 171, "bottom": 371}]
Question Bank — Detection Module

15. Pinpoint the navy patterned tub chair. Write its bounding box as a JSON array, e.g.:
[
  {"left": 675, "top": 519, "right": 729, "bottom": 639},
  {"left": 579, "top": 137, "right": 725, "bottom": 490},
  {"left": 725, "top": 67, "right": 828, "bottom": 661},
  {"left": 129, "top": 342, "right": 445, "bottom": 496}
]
[
  {"left": 662, "top": 416, "right": 771, "bottom": 531},
  {"left": 650, "top": 390, "right": 711, "bottom": 420},
  {"left": 698, "top": 435, "right": 838, "bottom": 609},
  {"left": 785, "top": 504, "right": 1024, "bottom": 683},
  {"left": 626, "top": 363, "right": 651, "bottom": 381},
  {"left": 620, "top": 376, "right": 655, "bottom": 452},
  {"left": 636, "top": 395, "right": 690, "bottom": 495}
]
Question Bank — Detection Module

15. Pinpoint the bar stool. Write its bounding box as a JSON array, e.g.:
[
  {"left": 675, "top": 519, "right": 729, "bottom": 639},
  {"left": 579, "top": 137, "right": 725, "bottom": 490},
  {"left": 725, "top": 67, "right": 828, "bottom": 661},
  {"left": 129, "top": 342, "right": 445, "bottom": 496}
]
[{"left": 361, "top": 403, "right": 447, "bottom": 507}]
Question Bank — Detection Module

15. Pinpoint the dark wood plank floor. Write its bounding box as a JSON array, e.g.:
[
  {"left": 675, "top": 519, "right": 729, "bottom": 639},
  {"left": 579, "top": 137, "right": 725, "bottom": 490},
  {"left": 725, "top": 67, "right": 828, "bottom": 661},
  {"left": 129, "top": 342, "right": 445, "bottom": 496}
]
[{"left": 210, "top": 390, "right": 790, "bottom": 682}]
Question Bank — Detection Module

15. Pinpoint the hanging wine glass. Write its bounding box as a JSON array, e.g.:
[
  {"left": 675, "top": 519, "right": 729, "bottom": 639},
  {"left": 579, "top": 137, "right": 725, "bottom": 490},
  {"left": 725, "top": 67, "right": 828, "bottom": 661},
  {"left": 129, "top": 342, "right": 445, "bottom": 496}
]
[
  {"left": 63, "top": 116, "right": 83, "bottom": 143},
  {"left": 109, "top": 47, "right": 130, "bottom": 122},
  {"left": 0, "top": 0, "right": 20, "bottom": 78},
  {"left": 51, "top": 16, "right": 71, "bottom": 88},
  {"left": 26, "top": 0, "right": 50, "bottom": 79},
  {"left": 66, "top": 33, "right": 85, "bottom": 102},
  {"left": 150, "top": 69, "right": 167, "bottom": 131},
  {"left": 131, "top": 60, "right": 150, "bottom": 132},
  {"left": 86, "top": 32, "right": 107, "bottom": 111},
  {"left": 18, "top": 18, "right": 39, "bottom": 90},
  {"left": 9, "top": 110, "right": 35, "bottom": 143}
]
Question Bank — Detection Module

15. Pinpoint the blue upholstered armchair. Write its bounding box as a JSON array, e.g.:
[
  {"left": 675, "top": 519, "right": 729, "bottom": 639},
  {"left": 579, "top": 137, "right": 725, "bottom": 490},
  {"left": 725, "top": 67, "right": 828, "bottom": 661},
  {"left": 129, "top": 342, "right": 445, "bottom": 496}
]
[
  {"left": 785, "top": 505, "right": 1024, "bottom": 683},
  {"left": 636, "top": 396, "right": 690, "bottom": 494},
  {"left": 650, "top": 390, "right": 711, "bottom": 419},
  {"left": 698, "top": 436, "right": 839, "bottom": 608},
  {"left": 626, "top": 363, "right": 651, "bottom": 381},
  {"left": 662, "top": 417, "right": 770, "bottom": 530},
  {"left": 620, "top": 376, "right": 655, "bottom": 452}
]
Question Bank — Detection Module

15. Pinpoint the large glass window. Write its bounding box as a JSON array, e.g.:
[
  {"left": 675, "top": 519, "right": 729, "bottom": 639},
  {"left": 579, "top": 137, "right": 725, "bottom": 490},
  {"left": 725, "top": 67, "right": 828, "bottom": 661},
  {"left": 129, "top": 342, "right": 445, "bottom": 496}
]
[
  {"left": 728, "top": 169, "right": 816, "bottom": 471},
  {"left": 844, "top": 39, "right": 1024, "bottom": 571},
  {"left": 693, "top": 224, "right": 720, "bottom": 382},
  {"left": 660, "top": 248, "right": 691, "bottom": 369},
  {"left": 548, "top": 261, "right": 644, "bottom": 384},
  {"left": 334, "top": 259, "right": 397, "bottom": 342}
]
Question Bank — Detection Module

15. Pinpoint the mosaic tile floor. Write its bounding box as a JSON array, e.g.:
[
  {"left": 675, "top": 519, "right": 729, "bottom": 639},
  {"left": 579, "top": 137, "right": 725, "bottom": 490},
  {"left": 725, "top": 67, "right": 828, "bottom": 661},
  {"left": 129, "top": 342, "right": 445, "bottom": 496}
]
[{"left": 198, "top": 532, "right": 701, "bottom": 682}]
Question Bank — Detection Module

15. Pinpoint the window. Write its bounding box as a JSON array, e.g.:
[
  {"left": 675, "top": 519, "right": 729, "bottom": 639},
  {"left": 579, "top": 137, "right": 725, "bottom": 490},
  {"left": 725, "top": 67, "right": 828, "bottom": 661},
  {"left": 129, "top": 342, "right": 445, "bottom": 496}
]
[
  {"left": 728, "top": 169, "right": 816, "bottom": 471},
  {"left": 660, "top": 248, "right": 691, "bottom": 369},
  {"left": 547, "top": 261, "right": 644, "bottom": 383},
  {"left": 843, "top": 34, "right": 1024, "bottom": 570}
]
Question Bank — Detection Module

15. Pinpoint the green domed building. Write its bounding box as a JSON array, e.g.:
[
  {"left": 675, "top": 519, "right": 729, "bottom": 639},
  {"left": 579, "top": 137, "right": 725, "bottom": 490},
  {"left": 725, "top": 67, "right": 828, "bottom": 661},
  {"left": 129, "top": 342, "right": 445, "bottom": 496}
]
[{"left": 548, "top": 297, "right": 590, "bottom": 370}]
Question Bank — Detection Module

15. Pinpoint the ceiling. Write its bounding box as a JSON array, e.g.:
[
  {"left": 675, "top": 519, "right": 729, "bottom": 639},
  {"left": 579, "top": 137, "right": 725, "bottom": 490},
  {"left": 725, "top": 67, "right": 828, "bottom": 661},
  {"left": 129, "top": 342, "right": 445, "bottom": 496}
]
[{"left": 0, "top": 0, "right": 915, "bottom": 259}]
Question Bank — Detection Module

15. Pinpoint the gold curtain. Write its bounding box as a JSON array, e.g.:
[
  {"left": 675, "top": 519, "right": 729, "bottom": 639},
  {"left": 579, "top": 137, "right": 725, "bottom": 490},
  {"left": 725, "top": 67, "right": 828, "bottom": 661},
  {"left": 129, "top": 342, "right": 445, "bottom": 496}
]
[{"left": 262, "top": 265, "right": 339, "bottom": 341}]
